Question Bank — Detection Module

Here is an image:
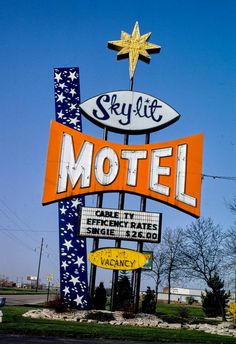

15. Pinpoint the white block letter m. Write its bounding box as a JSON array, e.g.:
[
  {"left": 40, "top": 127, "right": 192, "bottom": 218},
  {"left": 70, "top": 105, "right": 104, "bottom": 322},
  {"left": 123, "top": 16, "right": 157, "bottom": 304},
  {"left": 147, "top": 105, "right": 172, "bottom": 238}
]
[{"left": 57, "top": 133, "right": 93, "bottom": 193}]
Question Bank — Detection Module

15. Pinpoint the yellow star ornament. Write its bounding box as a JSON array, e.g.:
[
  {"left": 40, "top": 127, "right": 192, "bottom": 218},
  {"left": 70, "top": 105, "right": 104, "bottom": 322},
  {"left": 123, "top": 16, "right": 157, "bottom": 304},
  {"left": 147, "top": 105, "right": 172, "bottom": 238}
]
[{"left": 108, "top": 22, "right": 161, "bottom": 80}]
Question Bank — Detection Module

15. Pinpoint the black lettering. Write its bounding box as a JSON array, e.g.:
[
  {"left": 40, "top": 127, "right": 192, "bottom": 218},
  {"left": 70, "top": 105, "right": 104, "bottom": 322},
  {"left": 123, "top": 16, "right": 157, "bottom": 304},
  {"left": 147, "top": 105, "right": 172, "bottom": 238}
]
[
  {"left": 101, "top": 219, "right": 108, "bottom": 226},
  {"left": 124, "top": 260, "right": 130, "bottom": 267},
  {"left": 110, "top": 259, "right": 115, "bottom": 266},
  {"left": 109, "top": 94, "right": 120, "bottom": 115},
  {"left": 135, "top": 96, "right": 143, "bottom": 117},
  {"left": 144, "top": 103, "right": 149, "bottom": 118},
  {"left": 150, "top": 99, "right": 162, "bottom": 122},
  {"left": 91, "top": 227, "right": 100, "bottom": 234},
  {"left": 119, "top": 103, "right": 132, "bottom": 125},
  {"left": 93, "top": 95, "right": 110, "bottom": 120}
]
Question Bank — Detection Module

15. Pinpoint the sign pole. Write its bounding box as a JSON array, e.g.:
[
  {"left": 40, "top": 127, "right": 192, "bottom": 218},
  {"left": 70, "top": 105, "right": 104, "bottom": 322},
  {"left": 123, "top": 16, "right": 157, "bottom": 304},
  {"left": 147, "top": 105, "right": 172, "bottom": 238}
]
[
  {"left": 110, "top": 36, "right": 133, "bottom": 309},
  {"left": 110, "top": 47, "right": 132, "bottom": 310},
  {"left": 105, "top": 22, "right": 160, "bottom": 311},
  {"left": 110, "top": 133, "right": 129, "bottom": 311},
  {"left": 89, "top": 128, "right": 108, "bottom": 305},
  {"left": 133, "top": 133, "right": 150, "bottom": 312}
]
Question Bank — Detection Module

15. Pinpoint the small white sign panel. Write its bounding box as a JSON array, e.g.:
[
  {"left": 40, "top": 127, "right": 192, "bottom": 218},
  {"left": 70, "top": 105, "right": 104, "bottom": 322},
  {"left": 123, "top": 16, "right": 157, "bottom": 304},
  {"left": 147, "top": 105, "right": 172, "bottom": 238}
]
[
  {"left": 79, "top": 91, "right": 180, "bottom": 134},
  {"left": 79, "top": 207, "right": 162, "bottom": 243},
  {"left": 27, "top": 276, "right": 37, "bottom": 281}
]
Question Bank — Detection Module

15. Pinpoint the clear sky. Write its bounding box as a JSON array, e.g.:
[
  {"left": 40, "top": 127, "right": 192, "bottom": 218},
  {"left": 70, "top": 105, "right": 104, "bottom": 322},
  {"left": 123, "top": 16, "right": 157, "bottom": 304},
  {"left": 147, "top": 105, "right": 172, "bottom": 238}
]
[{"left": 0, "top": 0, "right": 235, "bottom": 289}]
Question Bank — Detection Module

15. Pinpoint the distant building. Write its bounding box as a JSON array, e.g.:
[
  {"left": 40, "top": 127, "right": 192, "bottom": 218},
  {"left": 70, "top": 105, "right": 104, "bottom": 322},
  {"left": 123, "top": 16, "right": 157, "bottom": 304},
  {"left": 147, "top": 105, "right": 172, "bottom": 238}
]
[
  {"left": 141, "top": 286, "right": 235, "bottom": 303},
  {"left": 161, "top": 287, "right": 203, "bottom": 303},
  {"left": 0, "top": 279, "right": 16, "bottom": 288}
]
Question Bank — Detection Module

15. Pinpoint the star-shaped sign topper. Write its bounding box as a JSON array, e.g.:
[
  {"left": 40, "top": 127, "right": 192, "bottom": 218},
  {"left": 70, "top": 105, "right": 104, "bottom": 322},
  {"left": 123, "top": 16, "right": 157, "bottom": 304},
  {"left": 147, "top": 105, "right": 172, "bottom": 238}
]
[{"left": 108, "top": 22, "right": 161, "bottom": 80}]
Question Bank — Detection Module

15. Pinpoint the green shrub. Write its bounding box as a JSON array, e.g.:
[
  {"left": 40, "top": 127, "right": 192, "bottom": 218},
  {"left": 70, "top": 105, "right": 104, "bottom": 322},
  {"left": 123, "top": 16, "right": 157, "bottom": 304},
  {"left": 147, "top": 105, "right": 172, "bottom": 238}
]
[
  {"left": 122, "top": 312, "right": 135, "bottom": 319},
  {"left": 47, "top": 295, "right": 68, "bottom": 313},
  {"left": 85, "top": 311, "right": 115, "bottom": 322},
  {"left": 176, "top": 306, "right": 190, "bottom": 323},
  {"left": 93, "top": 282, "right": 107, "bottom": 310},
  {"left": 116, "top": 271, "right": 133, "bottom": 311},
  {"left": 201, "top": 274, "right": 230, "bottom": 320},
  {"left": 141, "top": 287, "right": 156, "bottom": 314},
  {"left": 186, "top": 296, "right": 196, "bottom": 305},
  {"left": 158, "top": 314, "right": 183, "bottom": 323}
]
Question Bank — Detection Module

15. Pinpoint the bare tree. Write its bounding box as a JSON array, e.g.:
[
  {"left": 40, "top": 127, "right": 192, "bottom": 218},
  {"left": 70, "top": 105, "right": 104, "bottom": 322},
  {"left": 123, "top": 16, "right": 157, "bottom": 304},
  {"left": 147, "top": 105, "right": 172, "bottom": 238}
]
[
  {"left": 225, "top": 196, "right": 236, "bottom": 261},
  {"left": 181, "top": 217, "right": 225, "bottom": 285},
  {"left": 225, "top": 224, "right": 236, "bottom": 295},
  {"left": 225, "top": 196, "right": 236, "bottom": 296},
  {"left": 163, "top": 227, "right": 184, "bottom": 304},
  {"left": 143, "top": 243, "right": 166, "bottom": 303},
  {"left": 180, "top": 218, "right": 228, "bottom": 320},
  {"left": 226, "top": 225, "right": 236, "bottom": 263},
  {"left": 144, "top": 227, "right": 184, "bottom": 304},
  {"left": 228, "top": 196, "right": 236, "bottom": 214}
]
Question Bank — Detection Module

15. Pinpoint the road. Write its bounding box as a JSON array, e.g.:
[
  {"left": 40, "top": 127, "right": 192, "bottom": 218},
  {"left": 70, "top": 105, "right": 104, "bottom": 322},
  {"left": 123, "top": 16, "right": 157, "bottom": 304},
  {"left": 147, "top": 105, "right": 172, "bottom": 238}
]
[
  {"left": 0, "top": 294, "right": 53, "bottom": 305},
  {"left": 0, "top": 335, "right": 206, "bottom": 344}
]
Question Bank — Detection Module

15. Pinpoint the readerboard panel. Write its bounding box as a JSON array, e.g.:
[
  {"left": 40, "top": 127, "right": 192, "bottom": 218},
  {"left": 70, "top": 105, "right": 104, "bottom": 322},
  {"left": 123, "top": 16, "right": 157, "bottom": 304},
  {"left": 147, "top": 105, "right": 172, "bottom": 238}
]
[{"left": 79, "top": 207, "right": 162, "bottom": 243}]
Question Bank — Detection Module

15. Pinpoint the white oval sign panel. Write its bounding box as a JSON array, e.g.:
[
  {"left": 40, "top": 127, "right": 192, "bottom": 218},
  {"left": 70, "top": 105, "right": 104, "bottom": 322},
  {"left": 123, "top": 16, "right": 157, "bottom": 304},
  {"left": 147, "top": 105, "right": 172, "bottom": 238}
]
[
  {"left": 88, "top": 247, "right": 147, "bottom": 270},
  {"left": 79, "top": 90, "right": 180, "bottom": 134}
]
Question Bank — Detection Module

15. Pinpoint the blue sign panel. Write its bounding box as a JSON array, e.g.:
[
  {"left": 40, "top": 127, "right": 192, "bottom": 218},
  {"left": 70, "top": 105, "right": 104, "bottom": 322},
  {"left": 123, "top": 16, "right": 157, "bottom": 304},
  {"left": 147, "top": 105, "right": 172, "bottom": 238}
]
[{"left": 54, "top": 67, "right": 89, "bottom": 309}]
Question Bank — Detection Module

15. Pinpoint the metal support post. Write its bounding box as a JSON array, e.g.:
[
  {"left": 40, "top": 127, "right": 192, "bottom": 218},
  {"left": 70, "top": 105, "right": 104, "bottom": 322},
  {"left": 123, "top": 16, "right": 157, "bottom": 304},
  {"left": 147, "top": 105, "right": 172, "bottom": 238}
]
[
  {"left": 89, "top": 128, "right": 108, "bottom": 306},
  {"left": 134, "top": 133, "right": 150, "bottom": 313},
  {"left": 110, "top": 134, "right": 129, "bottom": 311}
]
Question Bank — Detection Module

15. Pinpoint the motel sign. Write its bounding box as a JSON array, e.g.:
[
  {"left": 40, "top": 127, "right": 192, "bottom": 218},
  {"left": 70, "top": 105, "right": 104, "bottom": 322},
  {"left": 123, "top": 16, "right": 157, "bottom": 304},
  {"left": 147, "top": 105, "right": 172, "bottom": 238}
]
[{"left": 43, "top": 22, "right": 203, "bottom": 310}]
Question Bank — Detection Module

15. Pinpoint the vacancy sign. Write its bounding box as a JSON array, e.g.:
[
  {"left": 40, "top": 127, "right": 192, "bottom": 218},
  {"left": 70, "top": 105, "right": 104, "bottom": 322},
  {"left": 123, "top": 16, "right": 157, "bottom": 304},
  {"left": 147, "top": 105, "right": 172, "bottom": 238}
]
[
  {"left": 88, "top": 247, "right": 147, "bottom": 270},
  {"left": 42, "top": 121, "right": 203, "bottom": 217}
]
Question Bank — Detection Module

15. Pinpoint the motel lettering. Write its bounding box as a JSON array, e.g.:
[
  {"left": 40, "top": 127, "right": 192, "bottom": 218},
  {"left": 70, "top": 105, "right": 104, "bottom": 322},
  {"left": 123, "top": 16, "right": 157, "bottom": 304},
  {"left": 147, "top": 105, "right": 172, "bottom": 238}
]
[{"left": 43, "top": 121, "right": 203, "bottom": 217}]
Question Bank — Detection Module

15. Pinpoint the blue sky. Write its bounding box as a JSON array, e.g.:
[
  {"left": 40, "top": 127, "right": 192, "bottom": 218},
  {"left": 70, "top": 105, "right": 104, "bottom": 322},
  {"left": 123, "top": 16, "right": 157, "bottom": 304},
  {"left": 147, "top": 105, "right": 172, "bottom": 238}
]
[{"left": 0, "top": 0, "right": 235, "bottom": 289}]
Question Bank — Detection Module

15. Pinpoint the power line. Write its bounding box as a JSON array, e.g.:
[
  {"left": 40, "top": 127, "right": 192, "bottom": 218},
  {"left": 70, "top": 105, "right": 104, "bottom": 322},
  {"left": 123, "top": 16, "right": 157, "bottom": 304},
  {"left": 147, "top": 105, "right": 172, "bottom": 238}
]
[
  {"left": 0, "top": 198, "right": 59, "bottom": 260},
  {"left": 0, "top": 199, "right": 41, "bottom": 246},
  {"left": 202, "top": 174, "right": 236, "bottom": 181},
  {"left": 0, "top": 227, "right": 57, "bottom": 233},
  {"left": 0, "top": 227, "right": 36, "bottom": 253}
]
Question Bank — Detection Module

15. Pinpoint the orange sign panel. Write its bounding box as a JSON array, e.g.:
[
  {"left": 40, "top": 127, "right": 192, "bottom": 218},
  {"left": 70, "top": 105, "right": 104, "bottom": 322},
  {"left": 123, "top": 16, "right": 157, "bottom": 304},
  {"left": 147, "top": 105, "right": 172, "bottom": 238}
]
[{"left": 42, "top": 121, "right": 203, "bottom": 217}]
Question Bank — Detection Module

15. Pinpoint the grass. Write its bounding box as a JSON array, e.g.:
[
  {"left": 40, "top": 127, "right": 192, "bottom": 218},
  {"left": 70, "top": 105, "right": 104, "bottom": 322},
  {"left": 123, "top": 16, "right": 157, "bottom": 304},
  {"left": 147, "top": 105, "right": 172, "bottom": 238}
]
[
  {"left": 157, "top": 303, "right": 204, "bottom": 317},
  {"left": 0, "top": 287, "right": 57, "bottom": 295},
  {"left": 155, "top": 303, "right": 221, "bottom": 325},
  {"left": 0, "top": 305, "right": 235, "bottom": 343}
]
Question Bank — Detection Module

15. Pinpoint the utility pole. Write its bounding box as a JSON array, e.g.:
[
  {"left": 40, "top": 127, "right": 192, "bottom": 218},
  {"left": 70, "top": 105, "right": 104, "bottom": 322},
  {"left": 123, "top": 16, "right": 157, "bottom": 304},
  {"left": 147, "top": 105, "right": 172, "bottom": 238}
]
[{"left": 36, "top": 237, "right": 44, "bottom": 292}]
